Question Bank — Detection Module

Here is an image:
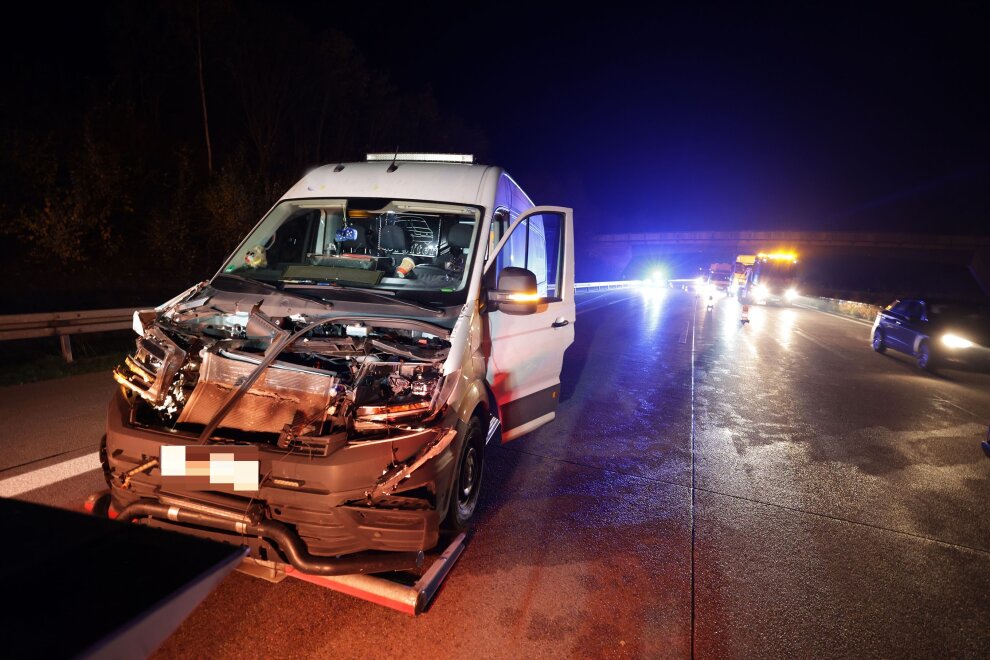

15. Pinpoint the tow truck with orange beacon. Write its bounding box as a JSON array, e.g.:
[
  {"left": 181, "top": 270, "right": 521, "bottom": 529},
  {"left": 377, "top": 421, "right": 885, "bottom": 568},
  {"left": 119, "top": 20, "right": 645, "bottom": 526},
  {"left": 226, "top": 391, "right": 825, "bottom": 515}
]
[{"left": 737, "top": 252, "right": 800, "bottom": 305}]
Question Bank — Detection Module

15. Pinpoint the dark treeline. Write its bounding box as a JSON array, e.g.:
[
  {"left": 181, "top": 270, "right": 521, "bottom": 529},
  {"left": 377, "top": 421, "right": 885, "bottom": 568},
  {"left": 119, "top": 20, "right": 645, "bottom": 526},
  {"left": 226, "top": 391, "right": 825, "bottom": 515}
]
[{"left": 0, "top": 1, "right": 486, "bottom": 311}]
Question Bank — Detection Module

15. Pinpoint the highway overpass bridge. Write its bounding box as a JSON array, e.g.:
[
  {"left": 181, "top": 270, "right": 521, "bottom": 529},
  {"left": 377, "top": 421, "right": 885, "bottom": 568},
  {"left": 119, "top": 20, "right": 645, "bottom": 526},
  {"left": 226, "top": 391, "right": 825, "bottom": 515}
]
[{"left": 587, "top": 231, "right": 990, "bottom": 296}]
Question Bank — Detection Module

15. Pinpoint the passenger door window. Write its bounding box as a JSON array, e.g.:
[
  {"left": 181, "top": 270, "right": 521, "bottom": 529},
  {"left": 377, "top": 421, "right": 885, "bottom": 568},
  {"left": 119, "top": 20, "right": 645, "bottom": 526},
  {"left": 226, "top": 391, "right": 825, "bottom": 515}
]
[
  {"left": 904, "top": 301, "right": 924, "bottom": 321},
  {"left": 889, "top": 301, "right": 910, "bottom": 317},
  {"left": 493, "top": 212, "right": 564, "bottom": 299}
]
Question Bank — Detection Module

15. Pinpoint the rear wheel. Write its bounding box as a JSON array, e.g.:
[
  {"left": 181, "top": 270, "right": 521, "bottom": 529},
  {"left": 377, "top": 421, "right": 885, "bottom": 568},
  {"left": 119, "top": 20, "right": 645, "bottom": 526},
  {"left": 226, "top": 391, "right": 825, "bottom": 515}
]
[
  {"left": 443, "top": 417, "right": 485, "bottom": 531},
  {"left": 872, "top": 330, "right": 886, "bottom": 353}
]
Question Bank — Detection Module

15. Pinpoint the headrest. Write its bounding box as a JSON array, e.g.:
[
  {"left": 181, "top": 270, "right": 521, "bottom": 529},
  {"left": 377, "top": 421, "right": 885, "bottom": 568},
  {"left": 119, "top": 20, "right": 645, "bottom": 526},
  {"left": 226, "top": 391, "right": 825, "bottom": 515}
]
[
  {"left": 380, "top": 225, "right": 408, "bottom": 251},
  {"left": 448, "top": 223, "right": 473, "bottom": 249}
]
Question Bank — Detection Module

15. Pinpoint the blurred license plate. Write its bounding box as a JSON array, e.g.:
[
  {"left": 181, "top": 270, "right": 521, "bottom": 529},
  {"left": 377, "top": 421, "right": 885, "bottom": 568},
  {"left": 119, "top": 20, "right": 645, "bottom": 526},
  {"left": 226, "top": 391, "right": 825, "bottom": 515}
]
[{"left": 160, "top": 445, "right": 260, "bottom": 492}]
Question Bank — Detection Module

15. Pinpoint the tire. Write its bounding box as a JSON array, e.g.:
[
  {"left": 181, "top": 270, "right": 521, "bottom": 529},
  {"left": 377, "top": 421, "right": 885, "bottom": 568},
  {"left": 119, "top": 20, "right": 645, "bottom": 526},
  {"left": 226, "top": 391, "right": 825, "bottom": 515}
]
[
  {"left": 443, "top": 417, "right": 485, "bottom": 531},
  {"left": 872, "top": 330, "right": 886, "bottom": 353},
  {"left": 916, "top": 341, "right": 933, "bottom": 370},
  {"left": 99, "top": 434, "right": 113, "bottom": 488}
]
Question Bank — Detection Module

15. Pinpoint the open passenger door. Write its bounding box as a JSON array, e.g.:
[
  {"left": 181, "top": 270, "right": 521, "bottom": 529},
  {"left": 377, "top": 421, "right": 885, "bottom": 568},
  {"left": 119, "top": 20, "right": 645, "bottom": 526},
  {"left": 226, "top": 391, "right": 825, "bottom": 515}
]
[{"left": 483, "top": 206, "right": 575, "bottom": 441}]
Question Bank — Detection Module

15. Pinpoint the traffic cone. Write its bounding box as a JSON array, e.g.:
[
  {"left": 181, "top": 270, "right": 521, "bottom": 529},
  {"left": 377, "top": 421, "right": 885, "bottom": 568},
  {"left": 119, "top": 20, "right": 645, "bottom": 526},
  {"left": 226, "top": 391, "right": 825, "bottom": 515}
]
[{"left": 741, "top": 304, "right": 750, "bottom": 324}]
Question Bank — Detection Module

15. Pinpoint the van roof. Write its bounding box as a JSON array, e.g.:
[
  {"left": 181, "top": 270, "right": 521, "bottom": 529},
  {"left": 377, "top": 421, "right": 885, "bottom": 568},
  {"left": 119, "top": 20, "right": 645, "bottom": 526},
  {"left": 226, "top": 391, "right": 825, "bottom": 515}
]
[{"left": 281, "top": 161, "right": 500, "bottom": 206}]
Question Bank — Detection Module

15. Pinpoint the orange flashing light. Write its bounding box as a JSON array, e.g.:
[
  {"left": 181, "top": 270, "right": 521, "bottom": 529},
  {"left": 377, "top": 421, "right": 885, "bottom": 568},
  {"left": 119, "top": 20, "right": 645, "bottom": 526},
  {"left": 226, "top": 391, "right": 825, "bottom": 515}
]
[{"left": 757, "top": 251, "right": 798, "bottom": 262}]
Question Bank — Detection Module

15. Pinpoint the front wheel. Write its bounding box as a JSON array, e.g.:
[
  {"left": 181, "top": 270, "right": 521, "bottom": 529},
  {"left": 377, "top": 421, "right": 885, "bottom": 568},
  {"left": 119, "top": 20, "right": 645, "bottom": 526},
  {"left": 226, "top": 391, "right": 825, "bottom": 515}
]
[
  {"left": 99, "top": 434, "right": 113, "bottom": 488},
  {"left": 916, "top": 341, "right": 933, "bottom": 370},
  {"left": 443, "top": 417, "right": 485, "bottom": 531},
  {"left": 872, "top": 330, "right": 886, "bottom": 353}
]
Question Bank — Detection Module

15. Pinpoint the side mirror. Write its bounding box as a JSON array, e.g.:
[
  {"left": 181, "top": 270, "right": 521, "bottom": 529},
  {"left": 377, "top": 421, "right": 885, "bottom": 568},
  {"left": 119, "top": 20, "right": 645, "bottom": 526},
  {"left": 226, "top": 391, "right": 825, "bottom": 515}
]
[{"left": 488, "top": 266, "right": 541, "bottom": 315}]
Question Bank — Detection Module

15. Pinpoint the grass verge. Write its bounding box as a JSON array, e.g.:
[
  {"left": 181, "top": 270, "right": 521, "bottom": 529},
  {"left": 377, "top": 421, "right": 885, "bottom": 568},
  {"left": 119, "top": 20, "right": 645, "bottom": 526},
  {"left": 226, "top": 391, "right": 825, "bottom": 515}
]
[{"left": 0, "top": 331, "right": 134, "bottom": 387}]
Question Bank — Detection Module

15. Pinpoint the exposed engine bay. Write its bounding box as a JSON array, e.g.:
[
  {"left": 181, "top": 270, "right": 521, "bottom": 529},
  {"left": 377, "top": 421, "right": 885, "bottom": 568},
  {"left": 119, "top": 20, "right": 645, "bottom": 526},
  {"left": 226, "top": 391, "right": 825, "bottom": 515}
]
[
  {"left": 101, "top": 289, "right": 472, "bottom": 571},
  {"left": 113, "top": 301, "right": 451, "bottom": 454}
]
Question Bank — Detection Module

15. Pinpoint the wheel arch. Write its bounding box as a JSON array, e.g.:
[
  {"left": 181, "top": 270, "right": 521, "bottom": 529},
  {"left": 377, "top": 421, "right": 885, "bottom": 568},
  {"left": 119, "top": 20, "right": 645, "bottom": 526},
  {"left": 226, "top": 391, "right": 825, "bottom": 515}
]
[
  {"left": 437, "top": 378, "right": 494, "bottom": 518},
  {"left": 912, "top": 333, "right": 932, "bottom": 355}
]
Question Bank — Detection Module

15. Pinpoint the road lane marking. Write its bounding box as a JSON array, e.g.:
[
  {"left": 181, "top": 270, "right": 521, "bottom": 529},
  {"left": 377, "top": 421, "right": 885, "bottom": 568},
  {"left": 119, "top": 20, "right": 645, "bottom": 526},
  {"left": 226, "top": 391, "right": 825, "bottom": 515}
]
[
  {"left": 689, "top": 300, "right": 698, "bottom": 653},
  {"left": 575, "top": 289, "right": 639, "bottom": 316},
  {"left": 679, "top": 322, "right": 689, "bottom": 344},
  {"left": 0, "top": 452, "right": 100, "bottom": 497},
  {"left": 792, "top": 328, "right": 851, "bottom": 360},
  {"left": 498, "top": 444, "right": 990, "bottom": 557},
  {"left": 935, "top": 397, "right": 988, "bottom": 424},
  {"left": 1, "top": 444, "right": 102, "bottom": 474}
]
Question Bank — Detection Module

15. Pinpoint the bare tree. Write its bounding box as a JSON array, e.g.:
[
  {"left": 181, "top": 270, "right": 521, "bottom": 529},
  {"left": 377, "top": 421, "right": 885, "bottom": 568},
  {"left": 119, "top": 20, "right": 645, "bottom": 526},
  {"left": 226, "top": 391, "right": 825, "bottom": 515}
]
[{"left": 195, "top": 1, "right": 213, "bottom": 175}]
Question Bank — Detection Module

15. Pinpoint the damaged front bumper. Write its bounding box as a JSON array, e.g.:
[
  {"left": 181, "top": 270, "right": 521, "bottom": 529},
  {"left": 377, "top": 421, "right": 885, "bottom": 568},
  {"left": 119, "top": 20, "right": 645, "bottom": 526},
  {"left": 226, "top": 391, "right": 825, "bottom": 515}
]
[{"left": 104, "top": 390, "right": 459, "bottom": 575}]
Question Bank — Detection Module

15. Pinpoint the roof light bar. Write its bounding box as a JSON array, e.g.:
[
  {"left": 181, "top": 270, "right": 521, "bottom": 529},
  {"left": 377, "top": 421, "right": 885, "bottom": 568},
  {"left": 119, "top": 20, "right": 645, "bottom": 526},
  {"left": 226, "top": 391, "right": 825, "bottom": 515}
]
[{"left": 366, "top": 153, "right": 474, "bottom": 164}]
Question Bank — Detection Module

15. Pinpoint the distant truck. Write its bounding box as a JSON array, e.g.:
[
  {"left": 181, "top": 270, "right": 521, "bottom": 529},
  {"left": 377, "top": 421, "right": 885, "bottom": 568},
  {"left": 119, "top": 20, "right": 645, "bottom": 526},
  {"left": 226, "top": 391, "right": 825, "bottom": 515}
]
[
  {"left": 708, "top": 262, "right": 733, "bottom": 294},
  {"left": 729, "top": 255, "right": 756, "bottom": 295},
  {"left": 738, "top": 252, "right": 800, "bottom": 304}
]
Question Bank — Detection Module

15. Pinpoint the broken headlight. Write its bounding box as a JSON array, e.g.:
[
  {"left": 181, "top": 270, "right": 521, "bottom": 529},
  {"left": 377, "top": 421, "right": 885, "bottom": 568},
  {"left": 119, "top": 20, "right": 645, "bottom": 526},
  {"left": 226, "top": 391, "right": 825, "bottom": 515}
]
[{"left": 350, "top": 362, "right": 443, "bottom": 431}]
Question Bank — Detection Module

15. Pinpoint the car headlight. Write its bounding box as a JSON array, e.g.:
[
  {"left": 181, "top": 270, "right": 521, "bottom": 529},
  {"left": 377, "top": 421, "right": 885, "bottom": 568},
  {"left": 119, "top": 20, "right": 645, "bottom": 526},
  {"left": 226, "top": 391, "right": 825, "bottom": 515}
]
[
  {"left": 784, "top": 288, "right": 798, "bottom": 301},
  {"left": 755, "top": 285, "right": 768, "bottom": 297},
  {"left": 942, "top": 334, "right": 974, "bottom": 349}
]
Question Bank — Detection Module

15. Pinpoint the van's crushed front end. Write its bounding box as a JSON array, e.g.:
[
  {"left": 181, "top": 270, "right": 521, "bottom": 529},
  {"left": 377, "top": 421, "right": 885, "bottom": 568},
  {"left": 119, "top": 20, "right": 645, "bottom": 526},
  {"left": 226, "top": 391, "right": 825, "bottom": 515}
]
[{"left": 103, "top": 287, "right": 464, "bottom": 575}]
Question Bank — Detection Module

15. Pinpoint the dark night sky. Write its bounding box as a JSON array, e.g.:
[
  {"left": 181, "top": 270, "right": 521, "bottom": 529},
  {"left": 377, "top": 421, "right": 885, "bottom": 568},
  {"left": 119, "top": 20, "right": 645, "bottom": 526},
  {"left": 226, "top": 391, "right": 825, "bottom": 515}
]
[
  {"left": 4, "top": 2, "right": 988, "bottom": 237},
  {"left": 329, "top": 3, "right": 989, "bottom": 236}
]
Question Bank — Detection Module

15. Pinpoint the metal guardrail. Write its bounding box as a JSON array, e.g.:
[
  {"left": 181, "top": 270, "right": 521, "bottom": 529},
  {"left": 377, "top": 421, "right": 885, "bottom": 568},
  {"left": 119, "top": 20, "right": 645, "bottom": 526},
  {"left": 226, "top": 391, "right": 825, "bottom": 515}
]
[
  {"left": 0, "top": 282, "right": 644, "bottom": 363},
  {"left": 0, "top": 307, "right": 140, "bottom": 362},
  {"left": 574, "top": 280, "right": 641, "bottom": 291},
  {"left": 0, "top": 282, "right": 872, "bottom": 365}
]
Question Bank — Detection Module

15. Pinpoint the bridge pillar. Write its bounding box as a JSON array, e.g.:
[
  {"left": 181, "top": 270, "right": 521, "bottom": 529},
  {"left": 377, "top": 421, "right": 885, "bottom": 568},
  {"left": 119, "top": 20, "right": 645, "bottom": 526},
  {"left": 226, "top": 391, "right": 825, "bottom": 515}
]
[{"left": 970, "top": 248, "right": 990, "bottom": 297}]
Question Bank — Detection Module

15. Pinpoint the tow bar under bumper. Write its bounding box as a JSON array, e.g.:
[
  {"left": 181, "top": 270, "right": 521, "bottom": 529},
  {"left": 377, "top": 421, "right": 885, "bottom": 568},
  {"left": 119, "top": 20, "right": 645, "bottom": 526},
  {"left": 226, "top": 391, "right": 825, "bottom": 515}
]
[{"left": 115, "top": 500, "right": 424, "bottom": 576}]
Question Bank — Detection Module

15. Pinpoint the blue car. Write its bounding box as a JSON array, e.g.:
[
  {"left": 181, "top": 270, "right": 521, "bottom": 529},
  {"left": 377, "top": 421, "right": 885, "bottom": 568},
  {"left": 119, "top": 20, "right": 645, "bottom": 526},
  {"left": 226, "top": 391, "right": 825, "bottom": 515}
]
[{"left": 871, "top": 298, "right": 990, "bottom": 371}]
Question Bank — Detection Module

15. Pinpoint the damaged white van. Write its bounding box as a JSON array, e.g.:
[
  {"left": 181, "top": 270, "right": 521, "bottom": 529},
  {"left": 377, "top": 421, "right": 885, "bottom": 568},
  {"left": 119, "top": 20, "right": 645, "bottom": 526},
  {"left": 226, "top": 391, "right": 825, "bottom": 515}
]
[{"left": 102, "top": 154, "right": 575, "bottom": 575}]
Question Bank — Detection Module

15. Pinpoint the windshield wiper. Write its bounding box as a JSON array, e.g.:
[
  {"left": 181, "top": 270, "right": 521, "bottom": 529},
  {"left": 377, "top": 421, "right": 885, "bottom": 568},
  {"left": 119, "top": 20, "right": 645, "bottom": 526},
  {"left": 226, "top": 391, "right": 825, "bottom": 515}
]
[
  {"left": 282, "top": 281, "right": 444, "bottom": 316},
  {"left": 214, "top": 273, "right": 334, "bottom": 309},
  {"left": 216, "top": 272, "right": 279, "bottom": 290}
]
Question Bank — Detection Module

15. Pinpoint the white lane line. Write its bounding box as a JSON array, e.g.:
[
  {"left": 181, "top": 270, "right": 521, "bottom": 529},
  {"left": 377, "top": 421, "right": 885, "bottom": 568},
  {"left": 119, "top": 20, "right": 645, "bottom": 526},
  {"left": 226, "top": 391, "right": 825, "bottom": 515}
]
[
  {"left": 935, "top": 397, "right": 989, "bottom": 425},
  {"left": 575, "top": 290, "right": 639, "bottom": 316},
  {"left": 792, "top": 328, "right": 851, "bottom": 360},
  {"left": 0, "top": 452, "right": 100, "bottom": 497}
]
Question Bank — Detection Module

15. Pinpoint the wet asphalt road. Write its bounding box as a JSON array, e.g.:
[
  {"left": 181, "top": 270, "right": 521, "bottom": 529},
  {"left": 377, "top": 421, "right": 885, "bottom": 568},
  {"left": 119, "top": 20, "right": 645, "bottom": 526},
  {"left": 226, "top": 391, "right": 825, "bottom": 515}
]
[{"left": 2, "top": 288, "right": 988, "bottom": 658}]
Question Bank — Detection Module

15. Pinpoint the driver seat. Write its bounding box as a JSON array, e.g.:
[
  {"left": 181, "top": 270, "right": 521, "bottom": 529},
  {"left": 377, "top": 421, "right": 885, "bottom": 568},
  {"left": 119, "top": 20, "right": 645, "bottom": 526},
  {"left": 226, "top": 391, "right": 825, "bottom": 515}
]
[{"left": 433, "top": 223, "right": 473, "bottom": 271}]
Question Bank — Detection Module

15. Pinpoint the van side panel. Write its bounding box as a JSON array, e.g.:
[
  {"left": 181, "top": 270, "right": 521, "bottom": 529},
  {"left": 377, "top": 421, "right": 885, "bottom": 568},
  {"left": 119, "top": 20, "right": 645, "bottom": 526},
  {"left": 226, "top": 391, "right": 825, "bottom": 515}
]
[
  {"left": 506, "top": 174, "right": 535, "bottom": 214},
  {"left": 496, "top": 175, "right": 513, "bottom": 211}
]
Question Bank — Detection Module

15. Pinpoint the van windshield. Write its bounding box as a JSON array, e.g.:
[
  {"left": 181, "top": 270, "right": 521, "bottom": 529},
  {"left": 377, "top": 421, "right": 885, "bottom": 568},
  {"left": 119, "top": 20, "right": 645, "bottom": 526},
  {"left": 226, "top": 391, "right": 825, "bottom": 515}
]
[{"left": 218, "top": 198, "right": 481, "bottom": 302}]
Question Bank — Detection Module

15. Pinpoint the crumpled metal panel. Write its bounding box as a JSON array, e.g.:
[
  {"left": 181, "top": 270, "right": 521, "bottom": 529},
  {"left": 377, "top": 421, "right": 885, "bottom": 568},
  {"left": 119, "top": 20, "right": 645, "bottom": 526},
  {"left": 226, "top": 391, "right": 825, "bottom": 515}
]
[{"left": 178, "top": 351, "right": 336, "bottom": 433}]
